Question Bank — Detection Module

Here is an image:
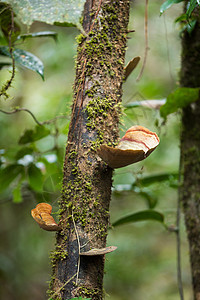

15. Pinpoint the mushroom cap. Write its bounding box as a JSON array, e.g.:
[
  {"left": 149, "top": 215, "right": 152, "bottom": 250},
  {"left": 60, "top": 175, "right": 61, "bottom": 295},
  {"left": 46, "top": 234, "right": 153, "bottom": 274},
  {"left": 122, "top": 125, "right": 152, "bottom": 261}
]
[
  {"left": 35, "top": 202, "right": 52, "bottom": 214},
  {"left": 97, "top": 126, "right": 159, "bottom": 169}
]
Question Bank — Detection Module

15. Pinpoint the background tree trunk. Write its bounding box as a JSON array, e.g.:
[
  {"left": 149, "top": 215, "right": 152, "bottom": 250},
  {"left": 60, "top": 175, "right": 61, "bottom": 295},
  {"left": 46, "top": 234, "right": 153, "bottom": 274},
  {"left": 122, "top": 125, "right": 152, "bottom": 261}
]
[
  {"left": 179, "top": 5, "right": 200, "bottom": 300},
  {"left": 48, "top": 1, "right": 130, "bottom": 299}
]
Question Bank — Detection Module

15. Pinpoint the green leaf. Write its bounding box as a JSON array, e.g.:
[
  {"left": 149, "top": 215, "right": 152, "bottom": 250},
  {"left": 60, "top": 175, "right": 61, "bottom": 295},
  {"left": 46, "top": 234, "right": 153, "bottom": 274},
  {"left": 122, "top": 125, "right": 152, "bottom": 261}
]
[
  {"left": 133, "top": 173, "right": 178, "bottom": 187},
  {"left": 0, "top": 46, "right": 44, "bottom": 79},
  {"left": 185, "top": 19, "right": 197, "bottom": 34},
  {"left": 160, "top": 0, "right": 183, "bottom": 15},
  {"left": 175, "top": 13, "right": 187, "bottom": 23},
  {"left": 175, "top": 12, "right": 197, "bottom": 35},
  {"left": 2, "top": 0, "right": 86, "bottom": 29},
  {"left": 0, "top": 164, "right": 24, "bottom": 192},
  {"left": 160, "top": 87, "right": 199, "bottom": 119},
  {"left": 113, "top": 185, "right": 158, "bottom": 209},
  {"left": 137, "top": 189, "right": 158, "bottom": 209},
  {"left": 112, "top": 210, "right": 165, "bottom": 227},
  {"left": 12, "top": 183, "right": 22, "bottom": 203},
  {"left": 15, "top": 146, "right": 34, "bottom": 159},
  {"left": 27, "top": 163, "right": 43, "bottom": 192},
  {"left": 17, "top": 31, "right": 58, "bottom": 42},
  {"left": 18, "top": 129, "right": 35, "bottom": 144},
  {"left": 113, "top": 173, "right": 178, "bottom": 192},
  {"left": 19, "top": 125, "right": 50, "bottom": 144},
  {"left": 186, "top": 0, "right": 198, "bottom": 18},
  {"left": 38, "top": 156, "right": 58, "bottom": 173},
  {"left": 177, "top": 17, "right": 197, "bottom": 36},
  {"left": 0, "top": 3, "right": 21, "bottom": 42}
]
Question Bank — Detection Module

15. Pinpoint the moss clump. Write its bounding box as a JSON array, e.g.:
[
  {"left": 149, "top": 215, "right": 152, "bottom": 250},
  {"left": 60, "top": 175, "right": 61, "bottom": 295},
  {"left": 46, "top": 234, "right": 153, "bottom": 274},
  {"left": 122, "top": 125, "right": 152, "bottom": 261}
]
[
  {"left": 76, "top": 33, "right": 85, "bottom": 45},
  {"left": 61, "top": 168, "right": 106, "bottom": 230},
  {"left": 74, "top": 285, "right": 101, "bottom": 299},
  {"left": 85, "top": 97, "right": 119, "bottom": 132},
  {"left": 50, "top": 245, "right": 68, "bottom": 263}
]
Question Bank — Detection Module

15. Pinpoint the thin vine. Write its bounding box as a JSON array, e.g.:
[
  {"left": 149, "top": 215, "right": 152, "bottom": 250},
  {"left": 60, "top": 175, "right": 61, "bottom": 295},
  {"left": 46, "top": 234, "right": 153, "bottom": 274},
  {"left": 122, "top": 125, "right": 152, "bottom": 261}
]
[
  {"left": 137, "top": 0, "right": 149, "bottom": 81},
  {"left": 0, "top": 107, "right": 68, "bottom": 126}
]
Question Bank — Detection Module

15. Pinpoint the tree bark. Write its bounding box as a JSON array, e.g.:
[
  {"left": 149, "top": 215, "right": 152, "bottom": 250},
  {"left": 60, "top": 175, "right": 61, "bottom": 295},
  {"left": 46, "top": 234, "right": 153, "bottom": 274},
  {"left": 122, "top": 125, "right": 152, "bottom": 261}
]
[
  {"left": 179, "top": 5, "right": 200, "bottom": 300},
  {"left": 48, "top": 1, "right": 130, "bottom": 299}
]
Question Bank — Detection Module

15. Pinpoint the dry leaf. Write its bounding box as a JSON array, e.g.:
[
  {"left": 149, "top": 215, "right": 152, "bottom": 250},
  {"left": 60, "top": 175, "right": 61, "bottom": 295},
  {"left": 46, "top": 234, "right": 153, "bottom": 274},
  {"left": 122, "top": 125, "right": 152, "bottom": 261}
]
[{"left": 124, "top": 56, "right": 140, "bottom": 81}]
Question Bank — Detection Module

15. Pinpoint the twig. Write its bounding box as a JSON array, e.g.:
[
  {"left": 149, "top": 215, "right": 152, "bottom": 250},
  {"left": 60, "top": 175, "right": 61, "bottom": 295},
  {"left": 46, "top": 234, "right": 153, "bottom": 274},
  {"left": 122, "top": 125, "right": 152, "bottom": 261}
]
[
  {"left": 48, "top": 272, "right": 77, "bottom": 300},
  {"left": 89, "top": 0, "right": 103, "bottom": 33},
  {"left": 137, "top": 0, "right": 149, "bottom": 81},
  {"left": 163, "top": 14, "right": 174, "bottom": 86},
  {"left": 0, "top": 108, "right": 42, "bottom": 126},
  {"left": 0, "top": 108, "right": 68, "bottom": 126},
  {"left": 71, "top": 211, "right": 81, "bottom": 285},
  {"left": 0, "top": 5, "right": 9, "bottom": 16}
]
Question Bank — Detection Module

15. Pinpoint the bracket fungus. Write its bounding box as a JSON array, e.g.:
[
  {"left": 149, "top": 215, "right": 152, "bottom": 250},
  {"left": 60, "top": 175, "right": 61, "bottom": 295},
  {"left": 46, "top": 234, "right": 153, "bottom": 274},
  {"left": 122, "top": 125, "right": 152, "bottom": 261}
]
[
  {"left": 97, "top": 125, "right": 159, "bottom": 168},
  {"left": 80, "top": 246, "right": 117, "bottom": 256},
  {"left": 31, "top": 203, "right": 60, "bottom": 231}
]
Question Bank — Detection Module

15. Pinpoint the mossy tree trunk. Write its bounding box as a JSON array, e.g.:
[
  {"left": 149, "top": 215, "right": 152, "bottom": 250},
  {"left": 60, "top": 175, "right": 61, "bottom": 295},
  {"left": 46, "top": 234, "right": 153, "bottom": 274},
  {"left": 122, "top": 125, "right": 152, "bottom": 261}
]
[
  {"left": 48, "top": 1, "right": 130, "bottom": 299},
  {"left": 179, "top": 4, "right": 200, "bottom": 300}
]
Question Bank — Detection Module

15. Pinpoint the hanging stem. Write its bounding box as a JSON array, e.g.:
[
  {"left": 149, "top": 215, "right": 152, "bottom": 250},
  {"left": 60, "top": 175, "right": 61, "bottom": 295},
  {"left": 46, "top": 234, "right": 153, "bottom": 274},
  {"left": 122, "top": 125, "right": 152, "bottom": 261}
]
[{"left": 137, "top": 0, "right": 149, "bottom": 81}]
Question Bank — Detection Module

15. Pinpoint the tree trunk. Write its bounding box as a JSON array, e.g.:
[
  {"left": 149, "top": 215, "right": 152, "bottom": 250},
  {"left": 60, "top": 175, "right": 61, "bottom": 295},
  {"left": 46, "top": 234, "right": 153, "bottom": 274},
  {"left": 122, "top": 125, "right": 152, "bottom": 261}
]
[
  {"left": 48, "top": 1, "right": 130, "bottom": 299},
  {"left": 179, "top": 5, "right": 200, "bottom": 300}
]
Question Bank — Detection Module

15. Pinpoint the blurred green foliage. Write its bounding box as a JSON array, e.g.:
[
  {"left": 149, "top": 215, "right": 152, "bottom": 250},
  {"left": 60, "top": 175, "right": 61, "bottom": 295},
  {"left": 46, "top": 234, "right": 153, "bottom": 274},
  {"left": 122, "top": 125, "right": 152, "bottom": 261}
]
[
  {"left": 160, "top": 87, "right": 200, "bottom": 119},
  {"left": 0, "top": 0, "right": 193, "bottom": 299},
  {"left": 1, "top": 0, "right": 86, "bottom": 28}
]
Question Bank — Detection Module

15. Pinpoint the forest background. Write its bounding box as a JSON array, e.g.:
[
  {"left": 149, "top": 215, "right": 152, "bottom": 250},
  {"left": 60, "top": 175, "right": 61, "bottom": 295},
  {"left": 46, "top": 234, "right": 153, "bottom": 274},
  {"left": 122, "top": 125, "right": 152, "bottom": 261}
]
[{"left": 0, "top": 1, "right": 191, "bottom": 300}]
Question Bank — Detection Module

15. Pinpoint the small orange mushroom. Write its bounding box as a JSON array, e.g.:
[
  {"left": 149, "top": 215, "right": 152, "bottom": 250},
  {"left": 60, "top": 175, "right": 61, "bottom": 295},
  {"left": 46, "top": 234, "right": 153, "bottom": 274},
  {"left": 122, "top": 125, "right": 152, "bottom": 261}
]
[
  {"left": 31, "top": 203, "right": 60, "bottom": 231},
  {"left": 97, "top": 125, "right": 159, "bottom": 168}
]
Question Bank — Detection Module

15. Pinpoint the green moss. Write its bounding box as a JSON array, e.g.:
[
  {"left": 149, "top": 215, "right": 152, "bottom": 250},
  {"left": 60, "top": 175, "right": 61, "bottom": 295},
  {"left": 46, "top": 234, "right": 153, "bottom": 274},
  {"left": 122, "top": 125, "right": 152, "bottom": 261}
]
[
  {"left": 74, "top": 285, "right": 101, "bottom": 299},
  {"left": 85, "top": 97, "right": 115, "bottom": 127},
  {"left": 76, "top": 33, "right": 85, "bottom": 45},
  {"left": 60, "top": 167, "right": 107, "bottom": 230},
  {"left": 50, "top": 245, "right": 68, "bottom": 263}
]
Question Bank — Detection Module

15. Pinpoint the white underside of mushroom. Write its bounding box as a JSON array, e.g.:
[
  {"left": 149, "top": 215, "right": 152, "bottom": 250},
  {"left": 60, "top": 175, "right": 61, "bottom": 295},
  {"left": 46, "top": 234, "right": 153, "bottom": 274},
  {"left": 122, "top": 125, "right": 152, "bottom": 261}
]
[
  {"left": 117, "top": 140, "right": 148, "bottom": 152},
  {"left": 117, "top": 133, "right": 159, "bottom": 152}
]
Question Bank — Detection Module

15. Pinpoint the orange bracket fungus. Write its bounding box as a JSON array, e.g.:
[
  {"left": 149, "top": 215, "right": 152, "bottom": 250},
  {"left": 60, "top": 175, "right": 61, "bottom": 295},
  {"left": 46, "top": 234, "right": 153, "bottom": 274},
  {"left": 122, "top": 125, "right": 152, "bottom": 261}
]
[
  {"left": 97, "top": 125, "right": 159, "bottom": 168},
  {"left": 31, "top": 203, "right": 60, "bottom": 231}
]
